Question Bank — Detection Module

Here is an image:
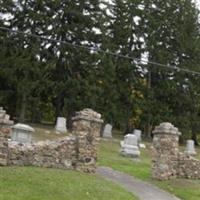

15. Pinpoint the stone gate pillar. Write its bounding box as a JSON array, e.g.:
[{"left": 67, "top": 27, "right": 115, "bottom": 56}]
[
  {"left": 0, "top": 107, "right": 13, "bottom": 166},
  {"left": 152, "top": 122, "right": 181, "bottom": 180},
  {"left": 0, "top": 128, "right": 10, "bottom": 166},
  {"left": 72, "top": 109, "right": 103, "bottom": 173}
]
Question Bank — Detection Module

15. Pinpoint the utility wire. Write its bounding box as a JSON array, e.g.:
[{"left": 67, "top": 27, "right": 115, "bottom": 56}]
[{"left": 0, "top": 26, "right": 200, "bottom": 76}]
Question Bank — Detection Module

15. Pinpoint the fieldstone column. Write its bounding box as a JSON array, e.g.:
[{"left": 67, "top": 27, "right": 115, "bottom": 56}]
[
  {"left": 0, "top": 128, "right": 10, "bottom": 166},
  {"left": 0, "top": 107, "right": 13, "bottom": 166},
  {"left": 72, "top": 109, "right": 103, "bottom": 173},
  {"left": 152, "top": 122, "right": 181, "bottom": 180}
]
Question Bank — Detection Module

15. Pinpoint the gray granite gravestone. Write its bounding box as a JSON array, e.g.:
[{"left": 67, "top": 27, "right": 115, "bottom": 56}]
[
  {"left": 185, "top": 140, "right": 196, "bottom": 155},
  {"left": 55, "top": 117, "right": 67, "bottom": 133},
  {"left": 133, "top": 129, "right": 142, "bottom": 142},
  {"left": 120, "top": 134, "right": 140, "bottom": 157},
  {"left": 102, "top": 124, "right": 112, "bottom": 138},
  {"left": 11, "top": 123, "right": 35, "bottom": 143}
]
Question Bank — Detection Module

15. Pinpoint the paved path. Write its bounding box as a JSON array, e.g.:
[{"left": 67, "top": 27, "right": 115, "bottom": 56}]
[{"left": 97, "top": 167, "right": 181, "bottom": 200}]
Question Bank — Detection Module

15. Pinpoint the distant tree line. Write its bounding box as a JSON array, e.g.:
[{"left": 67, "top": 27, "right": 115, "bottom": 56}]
[{"left": 0, "top": 0, "right": 200, "bottom": 143}]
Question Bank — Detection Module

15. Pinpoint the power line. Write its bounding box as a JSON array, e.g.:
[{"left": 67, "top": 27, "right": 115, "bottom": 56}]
[{"left": 0, "top": 26, "right": 200, "bottom": 76}]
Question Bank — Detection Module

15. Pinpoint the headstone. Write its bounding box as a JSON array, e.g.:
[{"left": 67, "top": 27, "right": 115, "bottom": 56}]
[
  {"left": 120, "top": 134, "right": 140, "bottom": 157},
  {"left": 185, "top": 140, "right": 196, "bottom": 155},
  {"left": 133, "top": 129, "right": 142, "bottom": 141},
  {"left": 11, "top": 123, "right": 35, "bottom": 143},
  {"left": 55, "top": 117, "right": 67, "bottom": 133},
  {"left": 102, "top": 124, "right": 112, "bottom": 138},
  {"left": 139, "top": 143, "right": 146, "bottom": 148}
]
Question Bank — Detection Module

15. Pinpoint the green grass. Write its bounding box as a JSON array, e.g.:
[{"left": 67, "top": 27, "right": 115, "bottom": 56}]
[
  {"left": 3, "top": 124, "right": 200, "bottom": 200},
  {"left": 98, "top": 139, "right": 151, "bottom": 180},
  {"left": 27, "top": 124, "right": 69, "bottom": 142},
  {"left": 98, "top": 139, "right": 200, "bottom": 200},
  {"left": 152, "top": 179, "right": 200, "bottom": 200},
  {"left": 0, "top": 167, "right": 138, "bottom": 200}
]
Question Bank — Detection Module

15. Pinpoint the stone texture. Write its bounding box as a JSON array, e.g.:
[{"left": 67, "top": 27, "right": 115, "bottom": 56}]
[
  {"left": 0, "top": 129, "right": 10, "bottom": 166},
  {"left": 152, "top": 122, "right": 200, "bottom": 180},
  {"left": 0, "top": 107, "right": 14, "bottom": 126},
  {"left": 178, "top": 153, "right": 200, "bottom": 179},
  {"left": 0, "top": 108, "right": 103, "bottom": 173},
  {"left": 0, "top": 107, "right": 13, "bottom": 166},
  {"left": 8, "top": 137, "right": 77, "bottom": 169},
  {"left": 72, "top": 108, "right": 103, "bottom": 172}
]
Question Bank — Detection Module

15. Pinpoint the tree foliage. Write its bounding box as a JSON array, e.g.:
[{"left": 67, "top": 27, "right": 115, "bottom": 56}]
[{"left": 0, "top": 0, "right": 199, "bottom": 141}]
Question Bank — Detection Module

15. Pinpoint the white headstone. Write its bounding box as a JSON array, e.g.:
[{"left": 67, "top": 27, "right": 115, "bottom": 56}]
[
  {"left": 120, "top": 134, "right": 140, "bottom": 157},
  {"left": 124, "top": 134, "right": 138, "bottom": 146},
  {"left": 55, "top": 117, "right": 67, "bottom": 133},
  {"left": 139, "top": 143, "right": 146, "bottom": 148},
  {"left": 11, "top": 123, "right": 35, "bottom": 143},
  {"left": 185, "top": 140, "right": 196, "bottom": 155},
  {"left": 102, "top": 124, "right": 112, "bottom": 138},
  {"left": 133, "top": 129, "right": 142, "bottom": 141}
]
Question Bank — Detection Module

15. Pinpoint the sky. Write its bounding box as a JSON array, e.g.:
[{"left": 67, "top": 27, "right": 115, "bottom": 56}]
[{"left": 197, "top": 0, "right": 200, "bottom": 7}]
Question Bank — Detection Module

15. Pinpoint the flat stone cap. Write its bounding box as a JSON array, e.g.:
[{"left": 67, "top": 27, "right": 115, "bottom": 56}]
[
  {"left": 152, "top": 122, "right": 181, "bottom": 135},
  {"left": 72, "top": 108, "right": 103, "bottom": 123},
  {"left": 12, "top": 123, "right": 35, "bottom": 132}
]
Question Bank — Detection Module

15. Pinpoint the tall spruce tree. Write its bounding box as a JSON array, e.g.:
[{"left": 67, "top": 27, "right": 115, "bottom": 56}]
[
  {"left": 0, "top": 0, "right": 199, "bottom": 138},
  {"left": 142, "top": 0, "right": 200, "bottom": 140},
  {"left": 99, "top": 0, "right": 147, "bottom": 131}
]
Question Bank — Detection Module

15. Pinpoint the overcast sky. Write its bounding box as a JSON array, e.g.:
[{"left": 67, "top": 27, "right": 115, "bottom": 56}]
[{"left": 195, "top": 0, "right": 200, "bottom": 8}]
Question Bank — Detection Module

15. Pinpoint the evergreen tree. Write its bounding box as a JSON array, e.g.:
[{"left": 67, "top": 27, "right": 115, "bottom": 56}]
[{"left": 142, "top": 0, "right": 200, "bottom": 140}]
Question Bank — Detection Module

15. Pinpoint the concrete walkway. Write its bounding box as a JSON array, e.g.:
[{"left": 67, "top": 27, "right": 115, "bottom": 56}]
[{"left": 97, "top": 167, "right": 181, "bottom": 200}]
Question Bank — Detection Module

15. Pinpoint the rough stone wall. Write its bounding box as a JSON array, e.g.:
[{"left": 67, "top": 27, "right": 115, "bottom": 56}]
[
  {"left": 8, "top": 137, "right": 77, "bottom": 169},
  {"left": 0, "top": 108, "right": 103, "bottom": 173},
  {"left": 152, "top": 122, "right": 200, "bottom": 180},
  {"left": 178, "top": 153, "right": 200, "bottom": 179}
]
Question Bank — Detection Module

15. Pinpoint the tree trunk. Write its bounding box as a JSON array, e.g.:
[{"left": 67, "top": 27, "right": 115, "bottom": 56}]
[
  {"left": 191, "top": 132, "right": 199, "bottom": 146},
  {"left": 55, "top": 93, "right": 64, "bottom": 119},
  {"left": 124, "top": 105, "right": 134, "bottom": 135},
  {"left": 19, "top": 93, "right": 27, "bottom": 123},
  {"left": 67, "top": 110, "right": 76, "bottom": 131},
  {"left": 146, "top": 69, "right": 152, "bottom": 138},
  {"left": 191, "top": 127, "right": 199, "bottom": 146},
  {"left": 191, "top": 112, "right": 199, "bottom": 146}
]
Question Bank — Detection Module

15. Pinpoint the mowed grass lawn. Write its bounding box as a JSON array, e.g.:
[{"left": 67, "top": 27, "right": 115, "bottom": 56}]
[
  {"left": 98, "top": 139, "right": 200, "bottom": 200},
  {"left": 0, "top": 125, "right": 138, "bottom": 200},
  {"left": 1, "top": 123, "right": 200, "bottom": 200},
  {"left": 0, "top": 167, "right": 138, "bottom": 200}
]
